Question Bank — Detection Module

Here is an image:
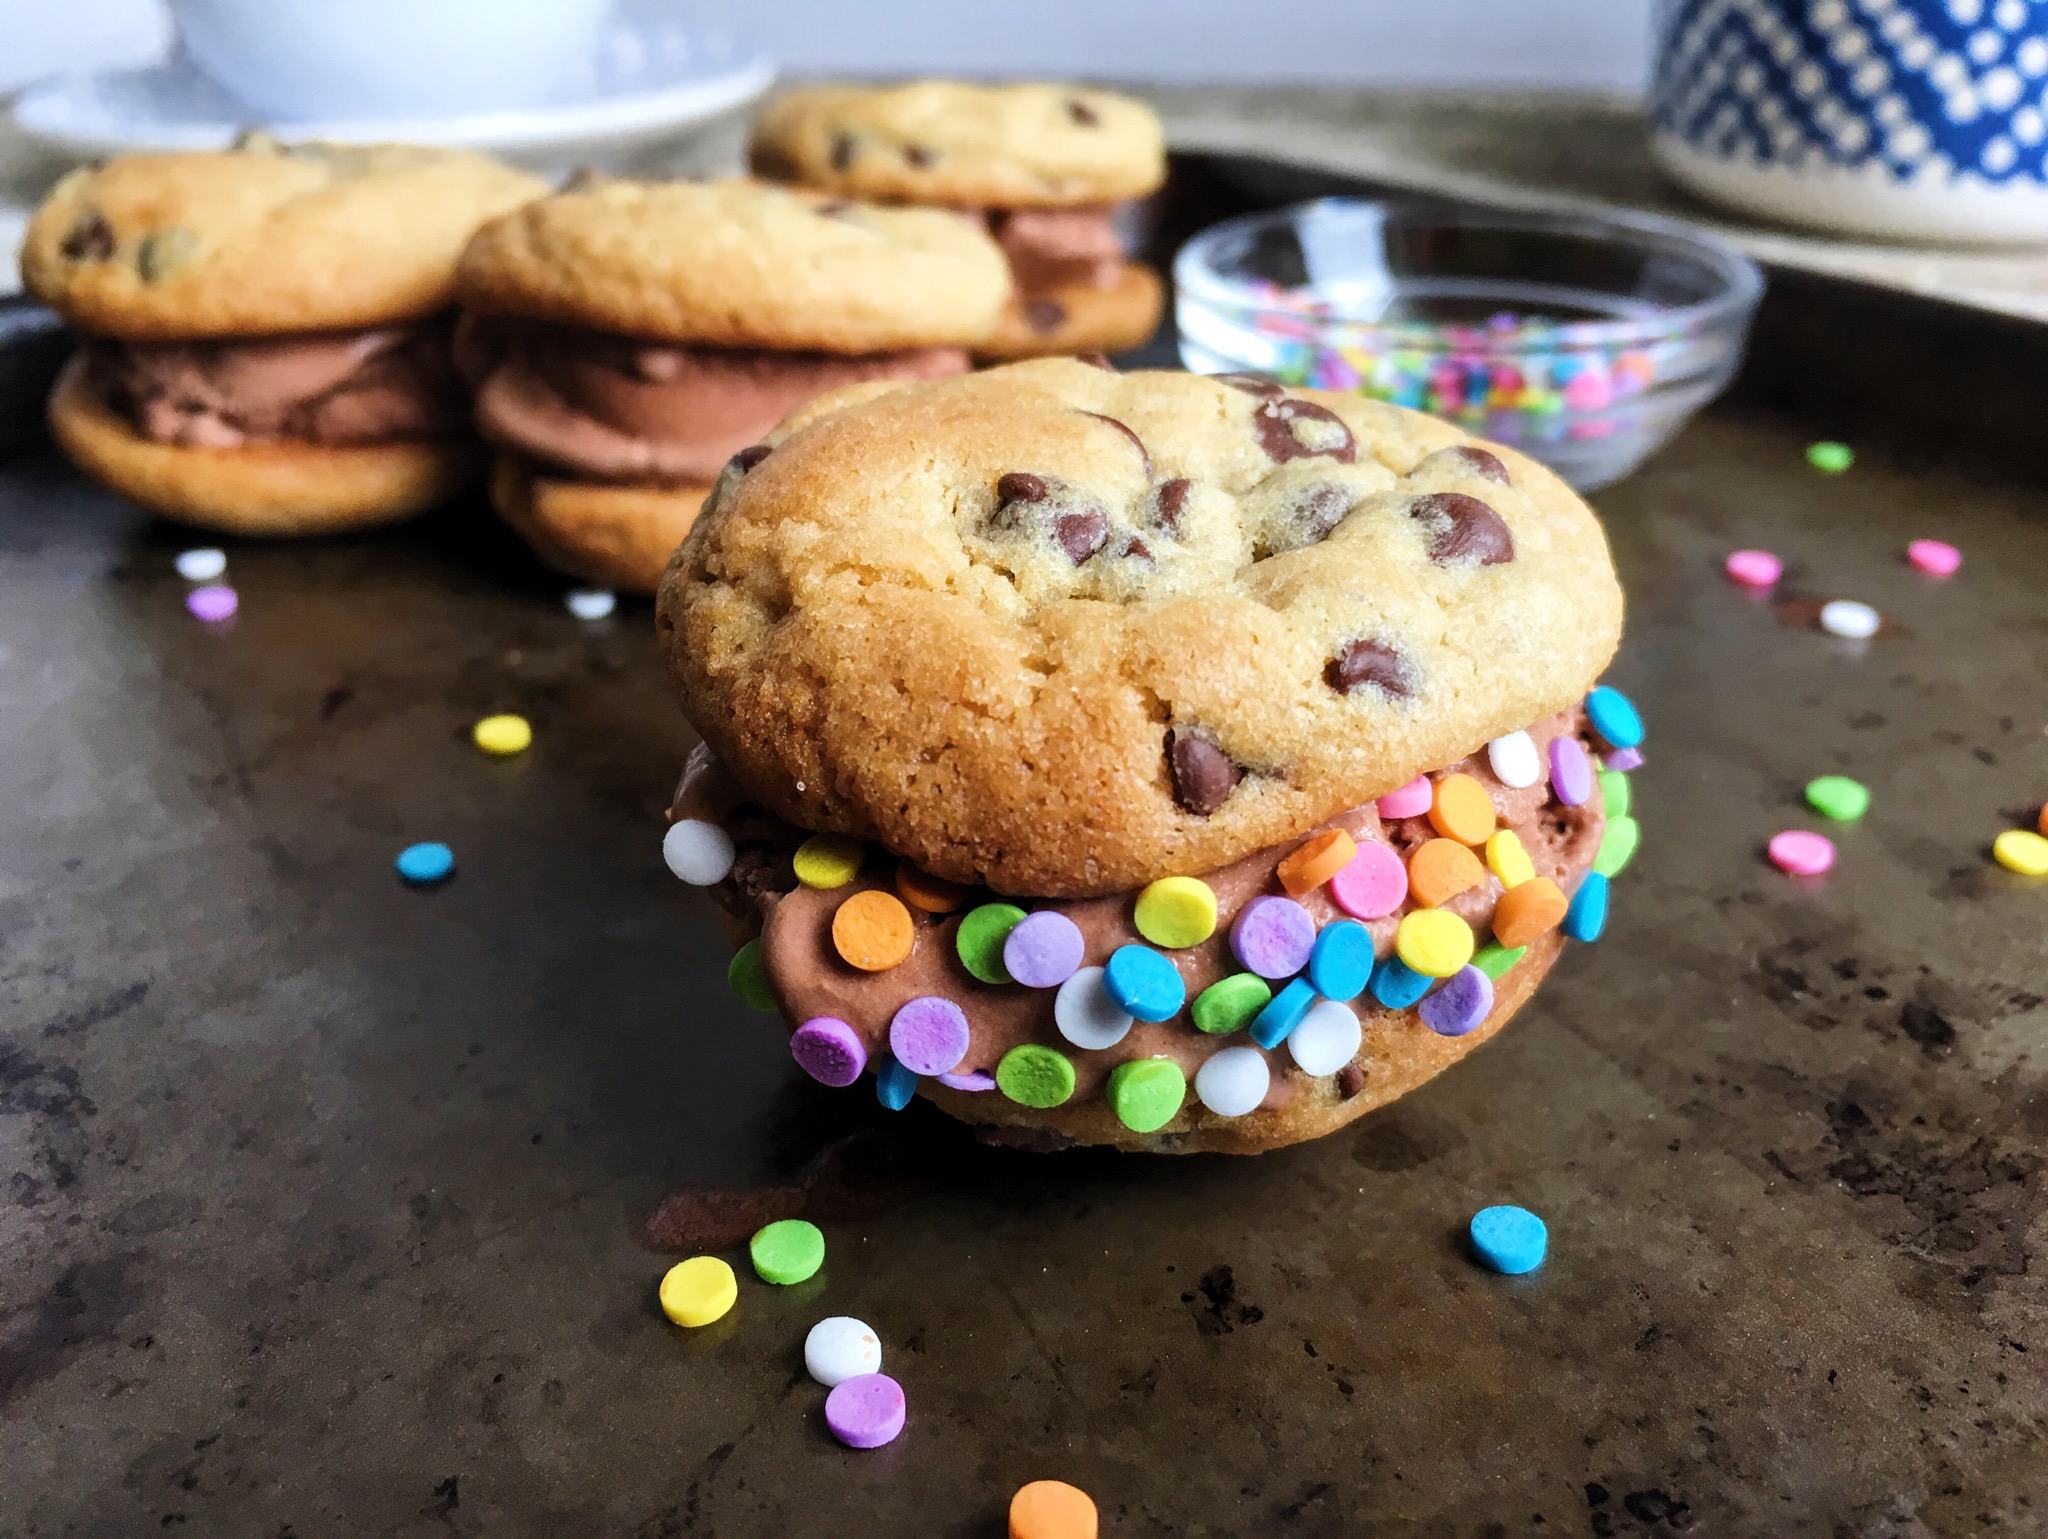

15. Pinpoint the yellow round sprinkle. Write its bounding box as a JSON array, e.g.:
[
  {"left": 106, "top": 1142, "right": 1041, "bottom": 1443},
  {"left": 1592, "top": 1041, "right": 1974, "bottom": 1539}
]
[
  {"left": 1485, "top": 829, "right": 1535, "bottom": 890},
  {"left": 472, "top": 713, "right": 532, "bottom": 756},
  {"left": 1133, "top": 876, "right": 1218, "bottom": 948},
  {"left": 1396, "top": 908, "right": 1475, "bottom": 978},
  {"left": 659, "top": 1256, "right": 737, "bottom": 1328},
  {"left": 1993, "top": 828, "right": 2048, "bottom": 877},
  {"left": 793, "top": 833, "right": 865, "bottom": 889}
]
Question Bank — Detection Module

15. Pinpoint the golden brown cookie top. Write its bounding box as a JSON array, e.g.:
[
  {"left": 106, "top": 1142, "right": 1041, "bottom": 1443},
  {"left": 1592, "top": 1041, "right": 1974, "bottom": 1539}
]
[
  {"left": 750, "top": 82, "right": 1167, "bottom": 208},
  {"left": 455, "top": 177, "right": 1011, "bottom": 353},
  {"left": 24, "top": 138, "right": 547, "bottom": 340},
  {"left": 658, "top": 360, "right": 1625, "bottom": 898}
]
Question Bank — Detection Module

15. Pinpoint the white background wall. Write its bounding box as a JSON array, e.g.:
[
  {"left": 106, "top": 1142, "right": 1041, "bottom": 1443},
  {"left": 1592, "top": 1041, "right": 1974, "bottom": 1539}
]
[{"left": 0, "top": 0, "right": 1654, "bottom": 95}]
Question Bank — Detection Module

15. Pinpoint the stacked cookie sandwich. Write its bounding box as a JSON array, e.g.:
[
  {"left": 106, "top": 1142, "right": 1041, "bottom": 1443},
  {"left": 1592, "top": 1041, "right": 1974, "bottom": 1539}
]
[
  {"left": 24, "top": 136, "right": 545, "bottom": 534},
  {"left": 453, "top": 177, "right": 1012, "bottom": 593},
  {"left": 657, "top": 360, "right": 1641, "bottom": 1154},
  {"left": 751, "top": 82, "right": 1167, "bottom": 362}
]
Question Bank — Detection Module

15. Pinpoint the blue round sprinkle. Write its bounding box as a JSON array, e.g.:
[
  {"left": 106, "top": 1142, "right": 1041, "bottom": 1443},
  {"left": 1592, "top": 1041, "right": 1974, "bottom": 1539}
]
[
  {"left": 1584, "top": 686, "right": 1643, "bottom": 750},
  {"left": 1307, "top": 920, "right": 1374, "bottom": 1003},
  {"left": 1249, "top": 976, "right": 1317, "bottom": 1049},
  {"left": 1562, "top": 872, "right": 1609, "bottom": 942},
  {"left": 875, "top": 1052, "right": 919, "bottom": 1111},
  {"left": 1469, "top": 1204, "right": 1548, "bottom": 1274},
  {"left": 1103, "top": 944, "right": 1186, "bottom": 1023},
  {"left": 1369, "top": 954, "right": 1432, "bottom": 1010},
  {"left": 396, "top": 841, "right": 454, "bottom": 885}
]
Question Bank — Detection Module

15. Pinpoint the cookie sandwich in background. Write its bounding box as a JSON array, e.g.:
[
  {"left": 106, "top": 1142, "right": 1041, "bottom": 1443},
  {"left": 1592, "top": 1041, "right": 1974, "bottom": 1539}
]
[
  {"left": 750, "top": 82, "right": 1167, "bottom": 362},
  {"left": 24, "top": 136, "right": 546, "bottom": 535},
  {"left": 656, "top": 358, "right": 1644, "bottom": 1154},
  {"left": 453, "top": 177, "right": 1012, "bottom": 594}
]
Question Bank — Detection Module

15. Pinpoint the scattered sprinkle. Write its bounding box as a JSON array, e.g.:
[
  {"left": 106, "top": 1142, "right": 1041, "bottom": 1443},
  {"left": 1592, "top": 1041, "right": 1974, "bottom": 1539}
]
[
  {"left": 1193, "top": 1044, "right": 1269, "bottom": 1116},
  {"left": 186, "top": 584, "right": 238, "bottom": 622},
  {"left": 1230, "top": 895, "right": 1317, "bottom": 978},
  {"left": 1992, "top": 828, "right": 2048, "bottom": 877},
  {"left": 790, "top": 1017, "right": 866, "bottom": 1087},
  {"left": 659, "top": 1256, "right": 737, "bottom": 1327},
  {"left": 1806, "top": 441, "right": 1853, "bottom": 474},
  {"left": 1583, "top": 686, "right": 1644, "bottom": 751},
  {"left": 1104, "top": 943, "right": 1188, "bottom": 1021},
  {"left": 805, "top": 1316, "right": 882, "bottom": 1387},
  {"left": 1485, "top": 729, "right": 1543, "bottom": 789},
  {"left": 824, "top": 1372, "right": 906, "bottom": 1449},
  {"left": 174, "top": 547, "right": 227, "bottom": 582},
  {"left": 472, "top": 713, "right": 532, "bottom": 756},
  {"left": 1054, "top": 966, "right": 1135, "bottom": 1049},
  {"left": 565, "top": 588, "right": 617, "bottom": 620},
  {"left": 1767, "top": 829, "right": 1835, "bottom": 876},
  {"left": 749, "top": 1218, "right": 825, "bottom": 1285},
  {"left": 1276, "top": 827, "right": 1357, "bottom": 896},
  {"left": 663, "top": 818, "right": 734, "bottom": 885},
  {"left": 1010, "top": 1480, "right": 1100, "bottom": 1539},
  {"left": 1002, "top": 909, "right": 1087, "bottom": 988},
  {"left": 895, "top": 860, "right": 968, "bottom": 914},
  {"left": 1492, "top": 877, "right": 1568, "bottom": 948},
  {"left": 727, "top": 939, "right": 775, "bottom": 1010},
  {"left": 888, "top": 996, "right": 972, "bottom": 1076},
  {"left": 1306, "top": 919, "right": 1374, "bottom": 1002},
  {"left": 1804, "top": 775, "right": 1869, "bottom": 821},
  {"left": 1395, "top": 908, "right": 1475, "bottom": 978},
  {"left": 1107, "top": 1057, "right": 1187, "bottom": 1133},
  {"left": 1472, "top": 942, "right": 1526, "bottom": 981},
  {"left": 1249, "top": 976, "right": 1316, "bottom": 1049},
  {"left": 1598, "top": 769, "right": 1631, "bottom": 818},
  {"left": 1369, "top": 954, "right": 1433, "bottom": 1009},
  {"left": 1724, "top": 549, "right": 1782, "bottom": 587},
  {"left": 1419, "top": 965, "right": 1493, "bottom": 1037},
  {"left": 395, "top": 841, "right": 454, "bottom": 885},
  {"left": 1375, "top": 775, "right": 1434, "bottom": 819},
  {"left": 1819, "top": 599, "right": 1880, "bottom": 639},
  {"left": 1428, "top": 772, "right": 1497, "bottom": 845},
  {"left": 1327, "top": 841, "right": 1408, "bottom": 919},
  {"left": 833, "top": 888, "right": 916, "bottom": 972},
  {"left": 1593, "top": 815, "right": 1640, "bottom": 877},
  {"left": 1133, "top": 875, "right": 1219, "bottom": 948},
  {"left": 792, "top": 833, "right": 864, "bottom": 890},
  {"left": 1561, "top": 872, "right": 1609, "bottom": 941},
  {"left": 957, "top": 902, "right": 1027, "bottom": 984},
  {"left": 1603, "top": 747, "right": 1645, "bottom": 772},
  {"left": 874, "top": 1051, "right": 919, "bottom": 1110},
  {"left": 1469, "top": 1205, "right": 1548, "bottom": 1274},
  {"left": 1549, "top": 735, "right": 1593, "bottom": 806},
  {"left": 1190, "top": 973, "right": 1270, "bottom": 1037},
  {"left": 1906, "top": 539, "right": 1960, "bottom": 578},
  {"left": 2040, "top": 802, "right": 2048, "bottom": 837},
  {"left": 1286, "top": 998, "right": 1363, "bottom": 1074},
  {"left": 996, "top": 1043, "right": 1077, "bottom": 1107}
]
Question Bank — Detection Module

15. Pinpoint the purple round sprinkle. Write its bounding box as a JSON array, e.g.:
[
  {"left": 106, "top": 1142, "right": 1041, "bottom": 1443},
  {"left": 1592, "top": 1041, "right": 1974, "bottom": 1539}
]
[
  {"left": 825, "top": 1371, "right": 906, "bottom": 1448},
  {"left": 1419, "top": 965, "right": 1494, "bottom": 1037},
  {"left": 1549, "top": 735, "right": 1593, "bottom": 807},
  {"left": 1230, "top": 895, "right": 1316, "bottom": 979},
  {"left": 1001, "top": 910, "right": 1086, "bottom": 989},
  {"left": 1604, "top": 746, "right": 1645, "bottom": 772},
  {"left": 887, "top": 995, "right": 972, "bottom": 1076},
  {"left": 791, "top": 1017, "right": 866, "bottom": 1087},
  {"left": 936, "top": 1069, "right": 996, "bottom": 1092},
  {"left": 186, "top": 585, "right": 238, "bottom": 623}
]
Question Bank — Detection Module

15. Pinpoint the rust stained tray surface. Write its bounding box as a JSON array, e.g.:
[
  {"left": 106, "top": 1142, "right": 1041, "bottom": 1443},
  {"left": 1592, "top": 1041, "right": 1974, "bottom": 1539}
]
[{"left": 2, "top": 156, "right": 2046, "bottom": 1535}]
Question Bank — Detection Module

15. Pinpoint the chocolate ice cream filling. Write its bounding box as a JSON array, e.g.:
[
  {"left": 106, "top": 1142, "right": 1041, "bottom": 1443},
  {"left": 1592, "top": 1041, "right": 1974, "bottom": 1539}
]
[
  {"left": 460, "top": 316, "right": 971, "bottom": 485},
  {"left": 672, "top": 708, "right": 1616, "bottom": 1120},
  {"left": 84, "top": 320, "right": 467, "bottom": 449}
]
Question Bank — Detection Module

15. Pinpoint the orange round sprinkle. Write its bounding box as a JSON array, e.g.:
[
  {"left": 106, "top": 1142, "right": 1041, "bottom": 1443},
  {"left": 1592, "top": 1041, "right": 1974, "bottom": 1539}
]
[
  {"left": 1276, "top": 827, "right": 1358, "bottom": 896},
  {"left": 831, "top": 889, "right": 915, "bottom": 971},
  {"left": 1407, "top": 837, "right": 1487, "bottom": 907},
  {"left": 1491, "top": 877, "right": 1568, "bottom": 948},
  {"left": 1429, "top": 772, "right": 1497, "bottom": 846},
  {"left": 895, "top": 860, "right": 969, "bottom": 914},
  {"left": 2038, "top": 802, "right": 2048, "bottom": 837},
  {"left": 1010, "top": 1479, "right": 1098, "bottom": 1539}
]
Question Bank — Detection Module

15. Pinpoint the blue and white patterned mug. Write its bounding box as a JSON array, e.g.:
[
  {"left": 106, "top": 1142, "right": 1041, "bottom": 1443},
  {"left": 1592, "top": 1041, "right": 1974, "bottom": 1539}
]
[{"left": 1653, "top": 0, "right": 2048, "bottom": 241}]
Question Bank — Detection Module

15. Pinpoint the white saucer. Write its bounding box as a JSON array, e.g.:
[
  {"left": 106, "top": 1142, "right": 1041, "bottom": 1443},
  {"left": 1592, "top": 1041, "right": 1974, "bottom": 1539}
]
[{"left": 9, "top": 0, "right": 773, "bottom": 168}]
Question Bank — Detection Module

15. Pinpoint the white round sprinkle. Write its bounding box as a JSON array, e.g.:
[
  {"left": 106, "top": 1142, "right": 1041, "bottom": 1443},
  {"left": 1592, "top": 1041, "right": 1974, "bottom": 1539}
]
[
  {"left": 1485, "top": 729, "right": 1543, "bottom": 789},
  {"left": 1054, "top": 965, "right": 1134, "bottom": 1050},
  {"left": 805, "top": 1316, "right": 883, "bottom": 1387},
  {"left": 662, "top": 818, "right": 734, "bottom": 885},
  {"left": 1819, "top": 599, "right": 1880, "bottom": 639},
  {"left": 1194, "top": 1045, "right": 1270, "bottom": 1117},
  {"left": 1288, "top": 999, "right": 1364, "bottom": 1077},
  {"left": 175, "top": 548, "right": 227, "bottom": 582},
  {"left": 566, "top": 588, "right": 617, "bottom": 620}
]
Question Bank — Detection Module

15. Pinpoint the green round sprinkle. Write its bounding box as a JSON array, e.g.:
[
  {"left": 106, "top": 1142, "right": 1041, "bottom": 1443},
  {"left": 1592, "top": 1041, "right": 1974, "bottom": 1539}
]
[
  {"left": 1472, "top": 942, "right": 1527, "bottom": 981},
  {"left": 1593, "top": 815, "right": 1639, "bottom": 878},
  {"left": 1806, "top": 441, "right": 1853, "bottom": 474},
  {"left": 748, "top": 1218, "right": 824, "bottom": 1285},
  {"left": 727, "top": 939, "right": 776, "bottom": 1011},
  {"left": 1108, "top": 1058, "right": 1187, "bottom": 1134},
  {"left": 1597, "top": 768, "right": 1631, "bottom": 819},
  {"left": 956, "top": 903, "right": 1027, "bottom": 984},
  {"left": 1805, "top": 774, "right": 1870, "bottom": 821},
  {"left": 996, "top": 1043, "right": 1075, "bottom": 1108},
  {"left": 1191, "top": 972, "right": 1272, "bottom": 1035}
]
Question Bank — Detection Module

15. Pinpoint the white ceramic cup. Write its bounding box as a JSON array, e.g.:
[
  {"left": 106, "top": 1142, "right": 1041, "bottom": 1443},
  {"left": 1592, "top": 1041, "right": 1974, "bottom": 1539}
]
[{"left": 170, "top": 0, "right": 612, "bottom": 122}]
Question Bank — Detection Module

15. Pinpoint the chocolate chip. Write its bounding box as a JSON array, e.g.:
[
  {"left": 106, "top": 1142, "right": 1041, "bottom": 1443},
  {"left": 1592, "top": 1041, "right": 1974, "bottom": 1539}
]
[
  {"left": 1076, "top": 352, "right": 1115, "bottom": 371},
  {"left": 1408, "top": 492, "right": 1515, "bottom": 565},
  {"left": 1324, "top": 639, "right": 1417, "bottom": 699},
  {"left": 1053, "top": 507, "right": 1109, "bottom": 563},
  {"left": 1081, "top": 412, "right": 1153, "bottom": 479},
  {"left": 136, "top": 226, "right": 196, "bottom": 282},
  {"left": 1252, "top": 399, "right": 1356, "bottom": 464},
  {"left": 1068, "top": 99, "right": 1101, "bottom": 126},
  {"left": 815, "top": 200, "right": 853, "bottom": 219},
  {"left": 995, "top": 471, "right": 1048, "bottom": 504},
  {"left": 830, "top": 133, "right": 858, "bottom": 171},
  {"left": 1430, "top": 444, "right": 1510, "bottom": 484},
  {"left": 1150, "top": 477, "right": 1191, "bottom": 537},
  {"left": 1168, "top": 728, "right": 1241, "bottom": 816},
  {"left": 1024, "top": 298, "right": 1067, "bottom": 334},
  {"left": 1121, "top": 536, "right": 1154, "bottom": 564},
  {"left": 1262, "top": 482, "right": 1357, "bottom": 557},
  {"left": 904, "top": 144, "right": 937, "bottom": 168},
  {"left": 60, "top": 213, "right": 114, "bottom": 263},
  {"left": 1211, "top": 372, "right": 1285, "bottom": 399},
  {"left": 729, "top": 445, "right": 772, "bottom": 474},
  {"left": 1336, "top": 1063, "right": 1366, "bottom": 1100}
]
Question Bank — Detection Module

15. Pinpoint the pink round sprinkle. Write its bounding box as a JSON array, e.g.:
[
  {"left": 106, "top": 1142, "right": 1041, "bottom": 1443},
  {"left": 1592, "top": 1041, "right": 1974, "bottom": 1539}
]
[
  {"left": 186, "top": 584, "right": 238, "bottom": 622},
  {"left": 791, "top": 1017, "right": 866, "bottom": 1087},
  {"left": 1724, "top": 549, "right": 1782, "bottom": 587},
  {"left": 1001, "top": 910, "right": 1085, "bottom": 989},
  {"left": 1549, "top": 736, "right": 1593, "bottom": 807},
  {"left": 1230, "top": 895, "right": 1316, "bottom": 979},
  {"left": 1328, "top": 841, "right": 1408, "bottom": 919},
  {"left": 1603, "top": 747, "right": 1645, "bottom": 773},
  {"left": 1906, "top": 539, "right": 1961, "bottom": 577},
  {"left": 1377, "top": 775, "right": 1434, "bottom": 820},
  {"left": 824, "top": 1372, "right": 906, "bottom": 1449},
  {"left": 1768, "top": 830, "right": 1836, "bottom": 877},
  {"left": 887, "top": 996, "right": 971, "bottom": 1076}
]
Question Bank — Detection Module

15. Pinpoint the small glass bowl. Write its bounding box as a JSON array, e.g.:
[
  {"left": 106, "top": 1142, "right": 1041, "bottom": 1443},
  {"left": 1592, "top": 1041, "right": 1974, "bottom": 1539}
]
[{"left": 1173, "top": 198, "right": 1764, "bottom": 490}]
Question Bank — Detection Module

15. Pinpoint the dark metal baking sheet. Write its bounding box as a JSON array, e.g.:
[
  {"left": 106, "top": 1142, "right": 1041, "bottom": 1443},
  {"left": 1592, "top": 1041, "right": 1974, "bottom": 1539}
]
[{"left": 3, "top": 156, "right": 2045, "bottom": 1534}]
